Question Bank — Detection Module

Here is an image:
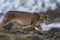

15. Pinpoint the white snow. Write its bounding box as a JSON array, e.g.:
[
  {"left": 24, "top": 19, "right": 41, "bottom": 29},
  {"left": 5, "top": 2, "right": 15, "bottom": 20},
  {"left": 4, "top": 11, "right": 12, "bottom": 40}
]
[
  {"left": 0, "top": 0, "right": 60, "bottom": 13},
  {"left": 40, "top": 23, "right": 60, "bottom": 31},
  {"left": 0, "top": 0, "right": 60, "bottom": 31}
]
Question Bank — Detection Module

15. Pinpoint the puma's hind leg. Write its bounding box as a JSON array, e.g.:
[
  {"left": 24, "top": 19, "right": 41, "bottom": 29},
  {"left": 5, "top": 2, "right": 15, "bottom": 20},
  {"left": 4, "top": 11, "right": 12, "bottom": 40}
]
[{"left": 0, "top": 13, "right": 14, "bottom": 28}]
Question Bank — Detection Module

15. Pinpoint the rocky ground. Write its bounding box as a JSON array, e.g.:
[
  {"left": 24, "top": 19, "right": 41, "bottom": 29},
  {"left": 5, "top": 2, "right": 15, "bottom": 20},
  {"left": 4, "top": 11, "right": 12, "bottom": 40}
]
[
  {"left": 0, "top": 28, "right": 60, "bottom": 40},
  {"left": 0, "top": 21, "right": 60, "bottom": 40}
]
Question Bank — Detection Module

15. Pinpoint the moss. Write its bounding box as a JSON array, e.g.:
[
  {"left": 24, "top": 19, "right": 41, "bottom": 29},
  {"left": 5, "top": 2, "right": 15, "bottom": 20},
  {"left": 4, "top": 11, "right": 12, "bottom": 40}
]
[
  {"left": 0, "top": 32, "right": 14, "bottom": 40},
  {"left": 16, "top": 33, "right": 33, "bottom": 40},
  {"left": 16, "top": 33, "right": 41, "bottom": 40}
]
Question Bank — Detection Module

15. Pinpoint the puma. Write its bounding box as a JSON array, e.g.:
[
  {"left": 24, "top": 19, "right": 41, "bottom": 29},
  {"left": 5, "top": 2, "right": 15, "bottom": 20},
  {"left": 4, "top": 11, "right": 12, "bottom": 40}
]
[{"left": 0, "top": 11, "right": 53, "bottom": 33}]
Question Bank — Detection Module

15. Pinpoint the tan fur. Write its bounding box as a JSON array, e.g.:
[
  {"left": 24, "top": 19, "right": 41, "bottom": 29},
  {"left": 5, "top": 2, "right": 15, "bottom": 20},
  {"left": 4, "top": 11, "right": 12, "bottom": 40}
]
[{"left": 0, "top": 11, "right": 52, "bottom": 33}]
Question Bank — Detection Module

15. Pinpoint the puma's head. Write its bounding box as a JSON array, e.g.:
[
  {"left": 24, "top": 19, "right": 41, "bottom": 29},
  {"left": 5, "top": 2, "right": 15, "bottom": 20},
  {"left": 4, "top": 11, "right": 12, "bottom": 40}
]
[{"left": 39, "top": 14, "right": 53, "bottom": 24}]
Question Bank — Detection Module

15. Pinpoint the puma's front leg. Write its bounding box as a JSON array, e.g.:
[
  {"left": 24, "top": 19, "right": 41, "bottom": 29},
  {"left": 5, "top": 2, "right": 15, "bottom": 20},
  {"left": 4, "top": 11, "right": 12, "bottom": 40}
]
[{"left": 35, "top": 25, "right": 43, "bottom": 33}]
